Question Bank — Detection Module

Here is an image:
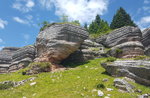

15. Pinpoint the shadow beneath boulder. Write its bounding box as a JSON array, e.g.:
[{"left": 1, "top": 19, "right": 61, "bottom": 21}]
[
  {"left": 101, "top": 71, "right": 111, "bottom": 76},
  {"left": 61, "top": 60, "right": 90, "bottom": 68}
]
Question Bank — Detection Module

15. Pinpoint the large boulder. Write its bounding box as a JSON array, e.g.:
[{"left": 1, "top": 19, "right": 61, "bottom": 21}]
[
  {"left": 105, "top": 26, "right": 142, "bottom": 47},
  {"left": 99, "top": 26, "right": 144, "bottom": 58},
  {"left": 101, "top": 60, "right": 150, "bottom": 86},
  {"left": 35, "top": 23, "right": 89, "bottom": 64},
  {"left": 9, "top": 45, "right": 35, "bottom": 72},
  {"left": 142, "top": 28, "right": 150, "bottom": 56},
  {"left": 0, "top": 47, "right": 20, "bottom": 73}
]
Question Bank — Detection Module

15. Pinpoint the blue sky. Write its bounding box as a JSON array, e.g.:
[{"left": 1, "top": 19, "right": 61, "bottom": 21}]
[{"left": 0, "top": 0, "right": 150, "bottom": 49}]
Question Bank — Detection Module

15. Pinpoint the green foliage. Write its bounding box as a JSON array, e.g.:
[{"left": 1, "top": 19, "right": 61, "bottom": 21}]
[
  {"left": 110, "top": 7, "right": 136, "bottom": 29},
  {"left": 0, "top": 58, "right": 150, "bottom": 97},
  {"left": 60, "top": 14, "right": 69, "bottom": 22},
  {"left": 39, "top": 21, "right": 52, "bottom": 31},
  {"left": 70, "top": 20, "right": 80, "bottom": 26},
  {"left": 116, "top": 48, "right": 123, "bottom": 54},
  {"left": 88, "top": 14, "right": 111, "bottom": 38},
  {"left": 0, "top": 82, "right": 14, "bottom": 90},
  {"left": 84, "top": 23, "right": 88, "bottom": 30},
  {"left": 29, "top": 62, "right": 51, "bottom": 70},
  {"left": 134, "top": 55, "right": 150, "bottom": 60},
  {"left": 107, "top": 57, "right": 117, "bottom": 62},
  {"left": 89, "top": 29, "right": 112, "bottom": 38},
  {"left": 96, "top": 83, "right": 105, "bottom": 89}
]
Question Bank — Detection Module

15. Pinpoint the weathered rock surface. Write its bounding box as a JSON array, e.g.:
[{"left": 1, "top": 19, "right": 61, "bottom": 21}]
[
  {"left": 62, "top": 39, "right": 104, "bottom": 64},
  {"left": 97, "top": 26, "right": 144, "bottom": 58},
  {"left": 0, "top": 47, "right": 20, "bottom": 73},
  {"left": 0, "top": 46, "right": 35, "bottom": 73},
  {"left": 0, "top": 77, "right": 36, "bottom": 90},
  {"left": 114, "top": 78, "right": 135, "bottom": 93},
  {"left": 35, "top": 23, "right": 89, "bottom": 64},
  {"left": 102, "top": 60, "right": 150, "bottom": 86},
  {"left": 142, "top": 28, "right": 150, "bottom": 56},
  {"left": 105, "top": 26, "right": 142, "bottom": 47},
  {"left": 9, "top": 45, "right": 35, "bottom": 72}
]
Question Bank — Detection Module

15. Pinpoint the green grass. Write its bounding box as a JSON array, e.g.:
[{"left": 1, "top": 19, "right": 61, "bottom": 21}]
[{"left": 0, "top": 58, "right": 150, "bottom": 98}]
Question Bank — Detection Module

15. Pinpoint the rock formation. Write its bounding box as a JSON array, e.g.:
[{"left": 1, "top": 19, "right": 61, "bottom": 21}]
[
  {"left": 142, "top": 28, "right": 150, "bottom": 56},
  {"left": 35, "top": 23, "right": 89, "bottom": 64},
  {"left": 102, "top": 60, "right": 150, "bottom": 86},
  {"left": 9, "top": 45, "right": 35, "bottom": 72},
  {"left": 0, "top": 47, "right": 20, "bottom": 73},
  {"left": 97, "top": 26, "right": 144, "bottom": 58}
]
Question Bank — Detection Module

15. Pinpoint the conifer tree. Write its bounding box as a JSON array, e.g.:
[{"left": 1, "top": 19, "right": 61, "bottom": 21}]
[
  {"left": 89, "top": 14, "right": 110, "bottom": 34},
  {"left": 110, "top": 7, "right": 136, "bottom": 29}
]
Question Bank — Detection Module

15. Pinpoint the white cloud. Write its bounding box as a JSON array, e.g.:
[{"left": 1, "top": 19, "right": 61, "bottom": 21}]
[
  {"left": 39, "top": 0, "right": 109, "bottom": 24},
  {"left": 137, "top": 16, "right": 150, "bottom": 30},
  {"left": 144, "top": 0, "right": 150, "bottom": 4},
  {"left": 12, "top": 0, "right": 35, "bottom": 13},
  {"left": 0, "top": 19, "right": 8, "bottom": 29},
  {"left": 13, "top": 17, "right": 29, "bottom": 24}
]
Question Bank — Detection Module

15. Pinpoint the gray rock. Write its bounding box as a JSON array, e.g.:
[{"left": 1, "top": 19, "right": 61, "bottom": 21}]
[
  {"left": 0, "top": 77, "right": 36, "bottom": 89},
  {"left": 9, "top": 45, "right": 35, "bottom": 72},
  {"left": 35, "top": 23, "right": 89, "bottom": 64},
  {"left": 104, "top": 26, "right": 144, "bottom": 58},
  {"left": 0, "top": 47, "right": 20, "bottom": 73},
  {"left": 105, "top": 26, "right": 142, "bottom": 47},
  {"left": 142, "top": 28, "right": 150, "bottom": 56},
  {"left": 138, "top": 94, "right": 150, "bottom": 98},
  {"left": 102, "top": 60, "right": 150, "bottom": 86},
  {"left": 114, "top": 78, "right": 135, "bottom": 93}
]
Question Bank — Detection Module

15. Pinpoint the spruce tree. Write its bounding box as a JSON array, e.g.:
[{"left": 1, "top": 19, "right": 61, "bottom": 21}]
[
  {"left": 84, "top": 23, "right": 88, "bottom": 30},
  {"left": 89, "top": 14, "right": 110, "bottom": 34},
  {"left": 110, "top": 7, "right": 136, "bottom": 29}
]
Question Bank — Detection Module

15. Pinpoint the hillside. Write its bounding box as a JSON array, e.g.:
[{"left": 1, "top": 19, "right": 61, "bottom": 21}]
[{"left": 0, "top": 58, "right": 150, "bottom": 98}]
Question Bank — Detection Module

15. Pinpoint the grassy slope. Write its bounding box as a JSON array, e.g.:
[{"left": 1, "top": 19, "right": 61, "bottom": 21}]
[{"left": 0, "top": 58, "right": 150, "bottom": 98}]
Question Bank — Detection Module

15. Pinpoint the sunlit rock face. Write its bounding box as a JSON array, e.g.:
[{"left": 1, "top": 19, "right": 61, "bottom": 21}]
[
  {"left": 35, "top": 23, "right": 89, "bottom": 64},
  {"left": 0, "top": 47, "right": 20, "bottom": 73},
  {"left": 9, "top": 45, "right": 35, "bottom": 72},
  {"left": 101, "top": 26, "right": 144, "bottom": 58}
]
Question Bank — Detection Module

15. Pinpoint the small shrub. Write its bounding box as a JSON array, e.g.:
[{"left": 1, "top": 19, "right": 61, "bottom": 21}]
[
  {"left": 107, "top": 57, "right": 116, "bottom": 62},
  {"left": 96, "top": 83, "right": 105, "bottom": 89},
  {"left": 0, "top": 81, "right": 14, "bottom": 90},
  {"left": 116, "top": 48, "right": 123, "bottom": 54},
  {"left": 30, "top": 62, "right": 51, "bottom": 69}
]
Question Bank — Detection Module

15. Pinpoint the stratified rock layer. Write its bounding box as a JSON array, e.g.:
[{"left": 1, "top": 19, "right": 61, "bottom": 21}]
[
  {"left": 9, "top": 45, "right": 35, "bottom": 72},
  {"left": 98, "top": 26, "right": 144, "bottom": 58},
  {"left": 0, "top": 47, "right": 20, "bottom": 73},
  {"left": 102, "top": 60, "right": 150, "bottom": 86},
  {"left": 142, "top": 28, "right": 150, "bottom": 56},
  {"left": 35, "top": 23, "right": 89, "bottom": 64}
]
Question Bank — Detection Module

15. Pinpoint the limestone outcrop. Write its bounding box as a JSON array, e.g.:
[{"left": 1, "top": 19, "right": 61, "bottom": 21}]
[
  {"left": 9, "top": 45, "right": 35, "bottom": 72},
  {"left": 35, "top": 23, "right": 89, "bottom": 64},
  {"left": 0, "top": 47, "right": 20, "bottom": 73},
  {"left": 142, "top": 28, "right": 150, "bottom": 56},
  {"left": 97, "top": 26, "right": 144, "bottom": 58},
  {"left": 102, "top": 60, "right": 150, "bottom": 86}
]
